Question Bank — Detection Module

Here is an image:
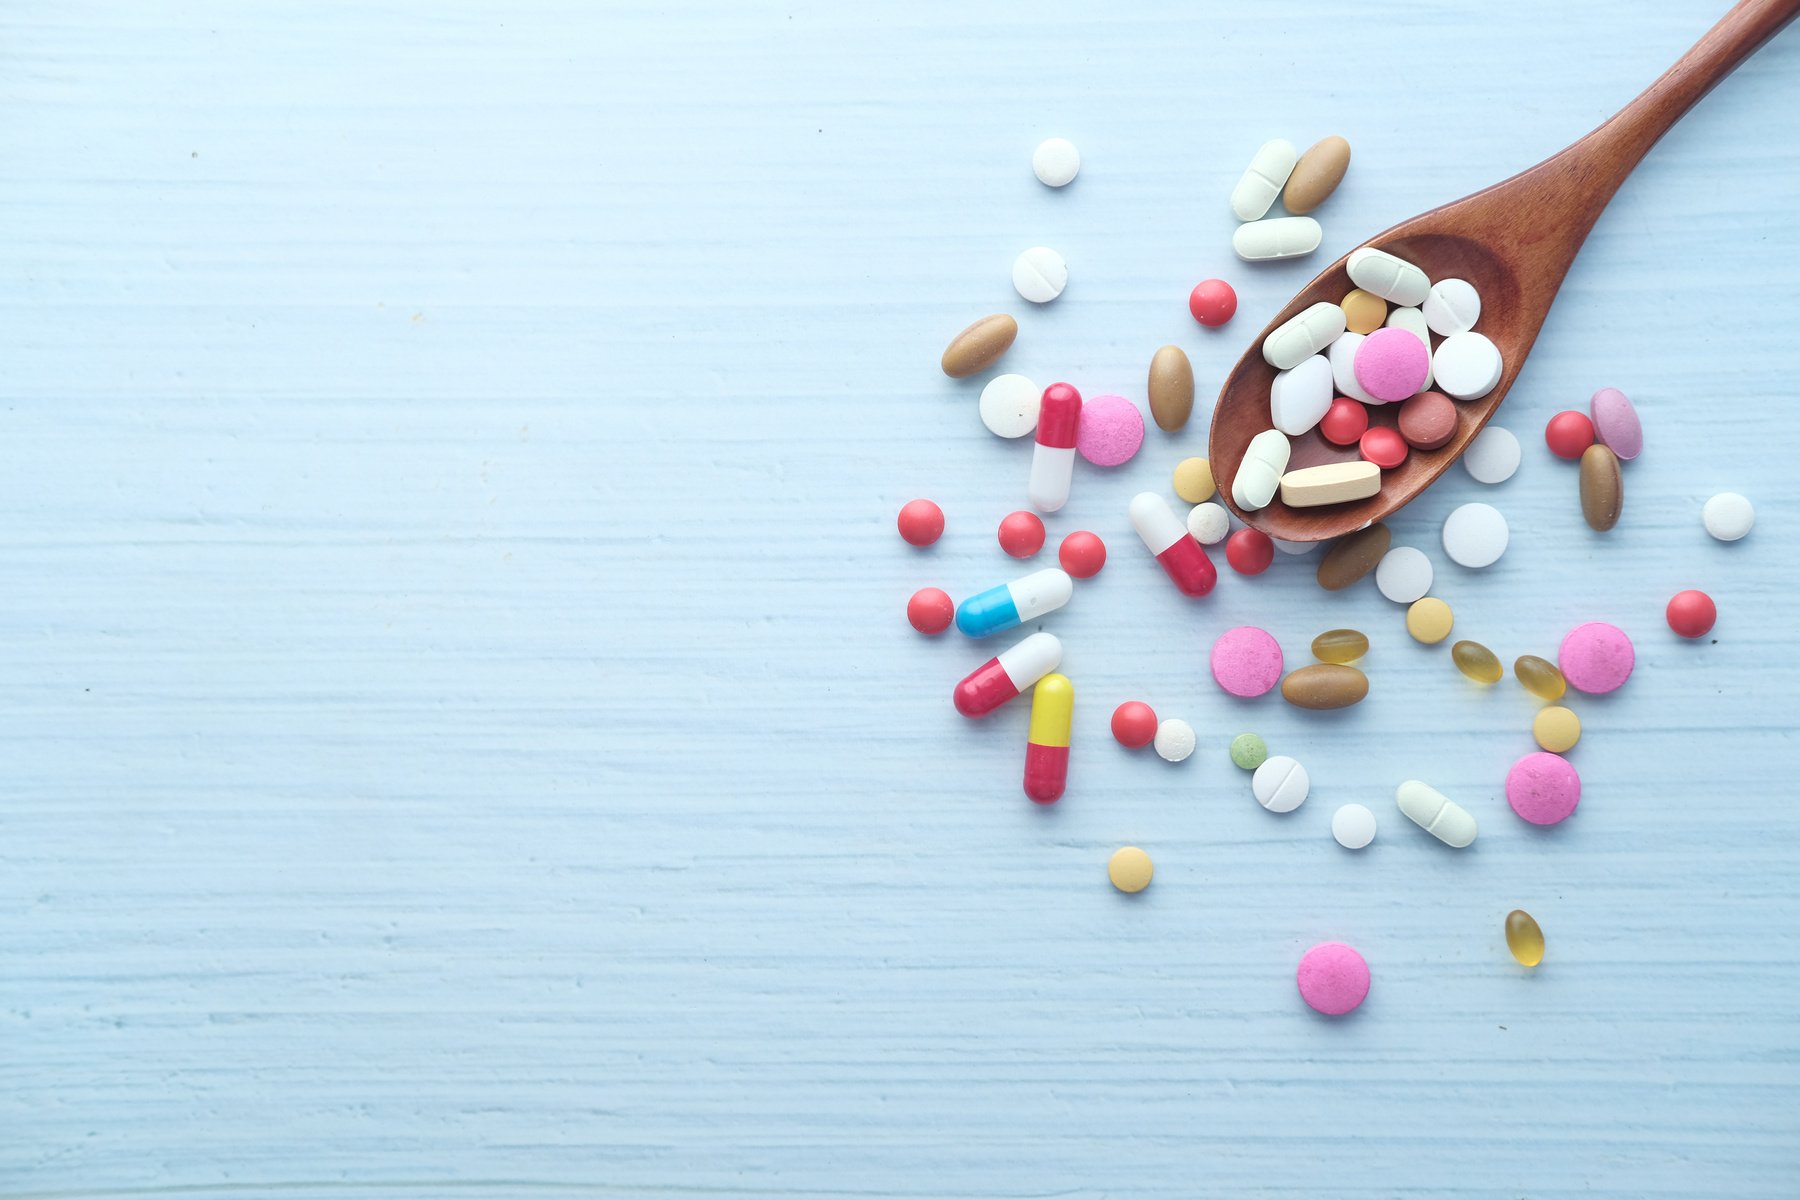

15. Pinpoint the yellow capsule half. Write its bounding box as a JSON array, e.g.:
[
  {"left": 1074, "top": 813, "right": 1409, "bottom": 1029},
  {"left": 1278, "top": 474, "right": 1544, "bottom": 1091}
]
[{"left": 1027, "top": 673, "right": 1073, "bottom": 748}]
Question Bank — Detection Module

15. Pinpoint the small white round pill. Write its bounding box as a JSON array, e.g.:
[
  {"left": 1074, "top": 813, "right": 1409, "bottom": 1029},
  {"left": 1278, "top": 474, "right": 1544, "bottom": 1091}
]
[
  {"left": 1375, "top": 545, "right": 1433, "bottom": 603},
  {"left": 978, "top": 373, "right": 1040, "bottom": 439},
  {"left": 1271, "top": 536, "right": 1319, "bottom": 555},
  {"left": 1432, "top": 331, "right": 1503, "bottom": 401},
  {"left": 1252, "top": 755, "right": 1309, "bottom": 813},
  {"left": 1463, "top": 425, "right": 1521, "bottom": 484},
  {"left": 1153, "top": 718, "right": 1196, "bottom": 763},
  {"left": 1422, "top": 278, "right": 1481, "bottom": 336},
  {"left": 1442, "top": 502, "right": 1510, "bottom": 568},
  {"left": 1032, "top": 137, "right": 1081, "bottom": 188},
  {"left": 1187, "top": 501, "right": 1230, "bottom": 545},
  {"left": 1332, "top": 803, "right": 1377, "bottom": 850},
  {"left": 1703, "top": 492, "right": 1755, "bottom": 541},
  {"left": 1012, "top": 247, "right": 1068, "bottom": 304}
]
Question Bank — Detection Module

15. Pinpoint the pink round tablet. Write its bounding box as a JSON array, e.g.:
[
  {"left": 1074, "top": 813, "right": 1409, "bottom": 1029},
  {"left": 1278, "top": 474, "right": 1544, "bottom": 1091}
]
[
  {"left": 1353, "top": 327, "right": 1431, "bottom": 403},
  {"left": 1559, "top": 621, "right": 1635, "bottom": 694},
  {"left": 1589, "top": 387, "right": 1642, "bottom": 461},
  {"left": 1297, "top": 942, "right": 1370, "bottom": 1016},
  {"left": 1506, "top": 751, "right": 1581, "bottom": 825},
  {"left": 1076, "top": 394, "right": 1145, "bottom": 467},
  {"left": 1210, "top": 626, "right": 1283, "bottom": 698}
]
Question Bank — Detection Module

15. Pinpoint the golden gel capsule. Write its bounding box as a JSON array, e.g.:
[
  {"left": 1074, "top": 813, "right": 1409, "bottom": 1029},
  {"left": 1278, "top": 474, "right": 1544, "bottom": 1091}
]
[
  {"left": 1514, "top": 654, "right": 1567, "bottom": 701},
  {"left": 1505, "top": 909, "right": 1545, "bottom": 967},
  {"left": 1311, "top": 628, "right": 1369, "bottom": 664},
  {"left": 1451, "top": 640, "right": 1503, "bottom": 684}
]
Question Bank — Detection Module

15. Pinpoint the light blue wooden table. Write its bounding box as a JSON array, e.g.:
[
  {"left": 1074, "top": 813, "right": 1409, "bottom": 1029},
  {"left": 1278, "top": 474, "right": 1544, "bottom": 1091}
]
[{"left": 5, "top": 2, "right": 1798, "bottom": 1196}]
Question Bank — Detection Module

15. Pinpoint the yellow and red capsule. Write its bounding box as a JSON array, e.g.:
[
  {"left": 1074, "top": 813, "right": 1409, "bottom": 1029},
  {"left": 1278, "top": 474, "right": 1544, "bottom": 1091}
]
[{"left": 1024, "top": 673, "right": 1073, "bottom": 804}]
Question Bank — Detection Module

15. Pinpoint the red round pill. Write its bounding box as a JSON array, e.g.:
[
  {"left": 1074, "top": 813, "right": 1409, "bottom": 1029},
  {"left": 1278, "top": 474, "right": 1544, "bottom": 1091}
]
[
  {"left": 1188, "top": 278, "right": 1238, "bottom": 327},
  {"left": 1358, "top": 426, "right": 1408, "bottom": 469},
  {"left": 906, "top": 587, "right": 954, "bottom": 635},
  {"left": 1545, "top": 411, "right": 1595, "bottom": 460},
  {"left": 1226, "top": 527, "right": 1275, "bottom": 575},
  {"left": 1319, "top": 397, "right": 1370, "bottom": 446},
  {"left": 998, "top": 510, "right": 1046, "bottom": 558},
  {"left": 1666, "top": 589, "right": 1717, "bottom": 638},
  {"left": 1058, "top": 530, "right": 1107, "bottom": 578},
  {"left": 1111, "top": 700, "right": 1158, "bottom": 749},
  {"left": 897, "top": 498, "right": 944, "bottom": 546}
]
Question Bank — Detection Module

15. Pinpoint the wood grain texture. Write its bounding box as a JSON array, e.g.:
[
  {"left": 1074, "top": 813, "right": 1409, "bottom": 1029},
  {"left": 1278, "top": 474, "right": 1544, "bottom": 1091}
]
[{"left": 2, "top": 1, "right": 1798, "bottom": 1197}]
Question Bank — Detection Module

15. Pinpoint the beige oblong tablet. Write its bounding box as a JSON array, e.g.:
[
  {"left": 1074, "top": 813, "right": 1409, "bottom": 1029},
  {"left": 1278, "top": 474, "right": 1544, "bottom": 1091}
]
[
  {"left": 1147, "top": 345, "right": 1195, "bottom": 432},
  {"left": 941, "top": 314, "right": 1018, "bottom": 378},
  {"left": 1278, "top": 460, "right": 1381, "bottom": 508},
  {"left": 1283, "top": 136, "right": 1351, "bottom": 215}
]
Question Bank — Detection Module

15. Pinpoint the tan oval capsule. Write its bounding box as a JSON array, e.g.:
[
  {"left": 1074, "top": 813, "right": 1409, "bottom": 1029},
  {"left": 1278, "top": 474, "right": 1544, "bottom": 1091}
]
[
  {"left": 941, "top": 314, "right": 1018, "bottom": 378},
  {"left": 1580, "top": 443, "right": 1623, "bottom": 531},
  {"left": 1147, "top": 345, "right": 1195, "bottom": 432},
  {"left": 1316, "top": 522, "right": 1391, "bottom": 591},
  {"left": 1281, "top": 663, "right": 1369, "bottom": 709},
  {"left": 1282, "top": 136, "right": 1351, "bottom": 215},
  {"left": 1311, "top": 629, "right": 1369, "bottom": 664}
]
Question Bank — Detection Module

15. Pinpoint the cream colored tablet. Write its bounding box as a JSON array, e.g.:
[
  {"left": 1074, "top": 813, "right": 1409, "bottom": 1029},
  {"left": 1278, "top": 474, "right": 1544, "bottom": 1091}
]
[
  {"left": 1396, "top": 780, "right": 1478, "bottom": 847},
  {"left": 1279, "top": 460, "right": 1381, "bottom": 508},
  {"left": 1108, "top": 846, "right": 1154, "bottom": 893}
]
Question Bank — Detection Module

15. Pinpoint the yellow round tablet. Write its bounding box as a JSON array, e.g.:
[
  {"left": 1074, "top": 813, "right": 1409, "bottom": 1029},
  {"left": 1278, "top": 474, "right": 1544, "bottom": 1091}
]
[
  {"left": 1533, "top": 705, "right": 1582, "bottom": 753},
  {"left": 1172, "top": 457, "right": 1214, "bottom": 504},
  {"left": 1341, "top": 288, "right": 1387, "bottom": 335},
  {"left": 1406, "top": 596, "right": 1454, "bottom": 644},
  {"left": 1108, "top": 846, "right": 1154, "bottom": 894}
]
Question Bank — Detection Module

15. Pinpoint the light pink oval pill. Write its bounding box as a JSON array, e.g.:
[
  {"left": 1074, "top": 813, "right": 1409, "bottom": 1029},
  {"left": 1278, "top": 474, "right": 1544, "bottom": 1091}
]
[
  {"left": 1075, "top": 394, "right": 1146, "bottom": 467},
  {"left": 1297, "top": 942, "right": 1370, "bottom": 1016},
  {"left": 1353, "top": 327, "right": 1431, "bottom": 403},
  {"left": 1559, "top": 621, "right": 1635, "bottom": 694},
  {"left": 1589, "top": 387, "right": 1642, "bottom": 460},
  {"left": 1506, "top": 751, "right": 1581, "bottom": 825},
  {"left": 1210, "top": 626, "right": 1284, "bottom": 698}
]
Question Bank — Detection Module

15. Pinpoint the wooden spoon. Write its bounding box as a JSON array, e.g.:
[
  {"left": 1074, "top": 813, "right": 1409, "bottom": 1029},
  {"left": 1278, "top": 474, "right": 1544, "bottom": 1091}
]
[{"left": 1209, "top": 0, "right": 1800, "bottom": 542}]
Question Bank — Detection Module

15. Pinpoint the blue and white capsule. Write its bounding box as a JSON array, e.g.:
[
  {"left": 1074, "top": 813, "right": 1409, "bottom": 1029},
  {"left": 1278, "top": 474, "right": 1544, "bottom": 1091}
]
[{"left": 956, "top": 568, "right": 1074, "bottom": 638}]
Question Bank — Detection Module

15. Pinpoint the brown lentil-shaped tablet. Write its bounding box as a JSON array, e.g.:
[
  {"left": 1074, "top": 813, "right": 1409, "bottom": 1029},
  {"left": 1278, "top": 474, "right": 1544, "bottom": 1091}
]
[
  {"left": 1281, "top": 136, "right": 1351, "bottom": 215},
  {"left": 1316, "top": 522, "right": 1391, "bottom": 591},
  {"left": 941, "top": 313, "right": 1018, "bottom": 378},
  {"left": 1281, "top": 663, "right": 1369, "bottom": 709},
  {"left": 1579, "top": 443, "right": 1623, "bottom": 531},
  {"left": 1147, "top": 344, "right": 1195, "bottom": 432},
  {"left": 1398, "top": 391, "right": 1457, "bottom": 450}
]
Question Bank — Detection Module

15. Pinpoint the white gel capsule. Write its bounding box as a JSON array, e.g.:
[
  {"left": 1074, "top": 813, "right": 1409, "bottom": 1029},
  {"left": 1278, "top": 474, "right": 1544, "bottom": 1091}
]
[
  {"left": 1270, "top": 354, "right": 1334, "bottom": 436},
  {"left": 1433, "top": 331, "right": 1503, "bottom": 401},
  {"left": 1347, "top": 246, "right": 1431, "bottom": 306},
  {"left": 1233, "top": 216, "right": 1322, "bottom": 263},
  {"left": 1396, "top": 780, "right": 1478, "bottom": 847},
  {"left": 1231, "top": 429, "right": 1291, "bottom": 512},
  {"left": 1423, "top": 278, "right": 1481, "bottom": 335},
  {"left": 1262, "top": 302, "right": 1347, "bottom": 370},
  {"left": 1384, "top": 306, "right": 1434, "bottom": 390},
  {"left": 1329, "top": 332, "right": 1380, "bottom": 404},
  {"left": 1230, "top": 138, "right": 1299, "bottom": 221}
]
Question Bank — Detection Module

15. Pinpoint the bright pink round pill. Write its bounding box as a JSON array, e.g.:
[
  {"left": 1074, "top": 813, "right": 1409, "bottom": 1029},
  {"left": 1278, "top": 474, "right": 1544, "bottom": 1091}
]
[
  {"left": 1075, "top": 394, "right": 1145, "bottom": 467},
  {"left": 1506, "top": 751, "right": 1581, "bottom": 825},
  {"left": 1353, "top": 327, "right": 1431, "bottom": 403},
  {"left": 1559, "top": 621, "right": 1635, "bottom": 694},
  {"left": 1210, "top": 625, "right": 1284, "bottom": 698},
  {"left": 906, "top": 587, "right": 954, "bottom": 635},
  {"left": 1297, "top": 942, "right": 1370, "bottom": 1016},
  {"left": 1589, "top": 387, "right": 1643, "bottom": 461},
  {"left": 998, "top": 510, "right": 1045, "bottom": 558},
  {"left": 1189, "top": 278, "right": 1238, "bottom": 327}
]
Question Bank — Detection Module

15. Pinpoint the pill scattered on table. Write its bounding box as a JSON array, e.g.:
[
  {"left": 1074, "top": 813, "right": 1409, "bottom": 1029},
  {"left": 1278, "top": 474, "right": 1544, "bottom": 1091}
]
[
  {"left": 1111, "top": 701, "right": 1158, "bottom": 749},
  {"left": 907, "top": 587, "right": 954, "bottom": 635},
  {"left": 1532, "top": 706, "right": 1581, "bottom": 753},
  {"left": 1173, "top": 457, "right": 1215, "bottom": 503},
  {"left": 1588, "top": 387, "right": 1642, "bottom": 460},
  {"left": 1544, "top": 410, "right": 1595, "bottom": 460},
  {"left": 956, "top": 567, "right": 1072, "bottom": 638},
  {"left": 898, "top": 498, "right": 945, "bottom": 546},
  {"left": 1031, "top": 137, "right": 1081, "bottom": 187},
  {"left": 1154, "top": 718, "right": 1196, "bottom": 763},
  {"left": 1012, "top": 246, "right": 1068, "bottom": 304},
  {"left": 1505, "top": 910, "right": 1545, "bottom": 968},
  {"left": 1559, "top": 621, "right": 1634, "bottom": 694},
  {"left": 941, "top": 313, "right": 1017, "bottom": 378},
  {"left": 1230, "top": 138, "right": 1299, "bottom": 221},
  {"left": 1188, "top": 278, "right": 1238, "bottom": 327},
  {"left": 1229, "top": 732, "right": 1269, "bottom": 770},
  {"left": 1332, "top": 803, "right": 1377, "bottom": 850},
  {"left": 1396, "top": 780, "right": 1478, "bottom": 847},
  {"left": 1451, "top": 639, "right": 1504, "bottom": 684},
  {"left": 1316, "top": 523, "right": 1390, "bottom": 591},
  {"left": 1442, "top": 502, "right": 1509, "bottom": 568},
  {"left": 1579, "top": 444, "right": 1623, "bottom": 532},
  {"left": 1296, "top": 942, "right": 1370, "bottom": 1016},
  {"left": 1253, "top": 755, "right": 1309, "bottom": 812},
  {"left": 1463, "top": 426, "right": 1521, "bottom": 484},
  {"left": 1057, "top": 531, "right": 1107, "bottom": 579},
  {"left": 1281, "top": 663, "right": 1368, "bottom": 709},
  {"left": 1375, "top": 545, "right": 1433, "bottom": 603},
  {"left": 1312, "top": 629, "right": 1369, "bottom": 664},
  {"left": 1108, "top": 846, "right": 1154, "bottom": 894},
  {"left": 1506, "top": 751, "right": 1581, "bottom": 826},
  {"left": 1514, "top": 655, "right": 1566, "bottom": 701},
  {"left": 1212, "top": 625, "right": 1285, "bottom": 697},
  {"left": 998, "top": 510, "right": 1046, "bottom": 558},
  {"left": 1023, "top": 673, "right": 1073, "bottom": 804},
  {"left": 1282, "top": 135, "right": 1350, "bottom": 215},
  {"left": 979, "top": 373, "right": 1040, "bottom": 438},
  {"left": 1029, "top": 383, "right": 1082, "bottom": 513},
  {"left": 1132, "top": 492, "right": 1218, "bottom": 597},
  {"left": 1226, "top": 528, "right": 1276, "bottom": 576},
  {"left": 1187, "top": 501, "right": 1230, "bottom": 545},
  {"left": 1148, "top": 345, "right": 1195, "bottom": 432},
  {"left": 1666, "top": 589, "right": 1717, "bottom": 638},
  {"left": 1406, "top": 597, "right": 1454, "bottom": 643},
  {"left": 954, "top": 632, "right": 1063, "bottom": 718},
  {"left": 1702, "top": 492, "right": 1754, "bottom": 541},
  {"left": 1076, "top": 394, "right": 1145, "bottom": 467},
  {"left": 1233, "top": 215, "right": 1322, "bottom": 262}
]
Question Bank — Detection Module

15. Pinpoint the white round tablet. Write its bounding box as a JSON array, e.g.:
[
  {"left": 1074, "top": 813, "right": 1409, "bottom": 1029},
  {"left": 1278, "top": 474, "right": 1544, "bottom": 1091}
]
[
  {"left": 978, "top": 373, "right": 1039, "bottom": 439},
  {"left": 1432, "top": 331, "right": 1503, "bottom": 401},
  {"left": 1422, "top": 278, "right": 1481, "bottom": 336},
  {"left": 1442, "top": 502, "right": 1510, "bottom": 568},
  {"left": 1252, "top": 755, "right": 1309, "bottom": 813},
  {"left": 1703, "top": 492, "right": 1755, "bottom": 541},
  {"left": 1187, "top": 501, "right": 1230, "bottom": 545},
  {"left": 1032, "top": 137, "right": 1080, "bottom": 188},
  {"left": 1462, "top": 425, "right": 1520, "bottom": 484},
  {"left": 1153, "top": 718, "right": 1195, "bottom": 763},
  {"left": 1375, "top": 545, "right": 1433, "bottom": 603},
  {"left": 1332, "top": 803, "right": 1377, "bottom": 849},
  {"left": 1012, "top": 247, "right": 1068, "bottom": 304},
  {"left": 1271, "top": 536, "right": 1319, "bottom": 555}
]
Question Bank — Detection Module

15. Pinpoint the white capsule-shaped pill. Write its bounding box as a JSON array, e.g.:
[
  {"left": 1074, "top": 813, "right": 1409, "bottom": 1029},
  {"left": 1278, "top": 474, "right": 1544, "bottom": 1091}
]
[
  {"left": 1396, "top": 780, "right": 1478, "bottom": 847},
  {"left": 1328, "top": 332, "right": 1380, "bottom": 404},
  {"left": 1269, "top": 354, "right": 1335, "bottom": 436},
  {"left": 1253, "top": 755, "right": 1310, "bottom": 813},
  {"left": 1433, "top": 331, "right": 1504, "bottom": 401},
  {"left": 1347, "top": 246, "right": 1431, "bottom": 306},
  {"left": 1230, "top": 139, "right": 1299, "bottom": 222},
  {"left": 1423, "top": 278, "right": 1481, "bottom": 335},
  {"left": 1263, "top": 301, "right": 1347, "bottom": 370},
  {"left": 1231, "top": 429, "right": 1290, "bottom": 512},
  {"left": 1384, "top": 306, "right": 1434, "bottom": 390},
  {"left": 1233, "top": 216, "right": 1323, "bottom": 263}
]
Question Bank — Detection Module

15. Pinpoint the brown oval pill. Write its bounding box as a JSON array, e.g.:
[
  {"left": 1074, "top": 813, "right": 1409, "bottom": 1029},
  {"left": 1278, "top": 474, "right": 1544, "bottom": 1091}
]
[
  {"left": 1579, "top": 443, "right": 1623, "bottom": 531},
  {"left": 1282, "top": 135, "right": 1351, "bottom": 216},
  {"left": 1147, "top": 344, "right": 1195, "bottom": 432},
  {"left": 941, "top": 313, "right": 1018, "bottom": 378},
  {"left": 1315, "top": 522, "right": 1390, "bottom": 591},
  {"left": 1398, "top": 391, "right": 1457, "bottom": 450},
  {"left": 1281, "top": 663, "right": 1369, "bottom": 709}
]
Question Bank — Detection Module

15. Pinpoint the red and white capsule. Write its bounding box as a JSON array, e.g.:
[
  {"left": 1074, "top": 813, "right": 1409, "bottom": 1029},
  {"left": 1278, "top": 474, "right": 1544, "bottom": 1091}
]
[
  {"left": 1028, "top": 383, "right": 1082, "bottom": 513},
  {"left": 1130, "top": 492, "right": 1217, "bottom": 597},
  {"left": 953, "top": 632, "right": 1063, "bottom": 719}
]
